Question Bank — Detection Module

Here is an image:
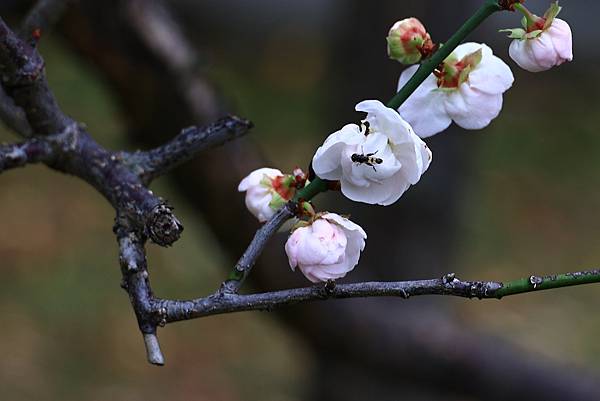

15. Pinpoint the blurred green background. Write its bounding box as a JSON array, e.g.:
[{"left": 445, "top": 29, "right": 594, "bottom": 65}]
[{"left": 1, "top": 0, "right": 599, "bottom": 400}]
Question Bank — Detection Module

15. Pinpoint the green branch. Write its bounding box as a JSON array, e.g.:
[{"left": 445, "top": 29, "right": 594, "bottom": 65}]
[
  {"left": 387, "top": 0, "right": 502, "bottom": 110},
  {"left": 293, "top": 176, "right": 328, "bottom": 201},
  {"left": 304, "top": 2, "right": 505, "bottom": 202},
  {"left": 495, "top": 270, "right": 600, "bottom": 298}
]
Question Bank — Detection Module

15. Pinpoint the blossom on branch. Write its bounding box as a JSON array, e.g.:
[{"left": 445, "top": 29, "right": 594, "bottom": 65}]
[
  {"left": 238, "top": 167, "right": 294, "bottom": 222},
  {"left": 503, "top": 2, "right": 573, "bottom": 72},
  {"left": 312, "top": 100, "right": 431, "bottom": 206},
  {"left": 285, "top": 213, "right": 367, "bottom": 283},
  {"left": 397, "top": 42, "right": 514, "bottom": 138}
]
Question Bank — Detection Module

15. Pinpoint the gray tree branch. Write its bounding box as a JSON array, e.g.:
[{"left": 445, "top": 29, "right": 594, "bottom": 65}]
[
  {"left": 127, "top": 116, "right": 253, "bottom": 184},
  {"left": 0, "top": 12, "right": 252, "bottom": 365},
  {"left": 220, "top": 203, "right": 296, "bottom": 294},
  {"left": 0, "top": 84, "right": 32, "bottom": 136},
  {"left": 153, "top": 269, "right": 596, "bottom": 323},
  {"left": 0, "top": 134, "right": 53, "bottom": 171}
]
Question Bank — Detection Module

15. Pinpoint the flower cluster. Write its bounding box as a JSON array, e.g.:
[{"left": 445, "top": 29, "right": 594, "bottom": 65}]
[{"left": 236, "top": 1, "right": 573, "bottom": 284}]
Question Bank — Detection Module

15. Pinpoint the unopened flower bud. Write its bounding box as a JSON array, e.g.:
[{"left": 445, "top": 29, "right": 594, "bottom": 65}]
[
  {"left": 502, "top": 2, "right": 572, "bottom": 72},
  {"left": 387, "top": 18, "right": 433, "bottom": 65},
  {"left": 238, "top": 168, "right": 296, "bottom": 222}
]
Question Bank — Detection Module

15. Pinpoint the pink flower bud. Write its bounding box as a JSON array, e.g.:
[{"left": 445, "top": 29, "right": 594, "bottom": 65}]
[
  {"left": 503, "top": 2, "right": 573, "bottom": 72},
  {"left": 387, "top": 18, "right": 434, "bottom": 65},
  {"left": 285, "top": 213, "right": 366, "bottom": 283},
  {"left": 508, "top": 18, "right": 572, "bottom": 72}
]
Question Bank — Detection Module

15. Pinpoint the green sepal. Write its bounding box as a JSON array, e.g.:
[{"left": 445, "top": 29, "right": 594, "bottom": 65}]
[
  {"left": 499, "top": 28, "right": 526, "bottom": 39},
  {"left": 442, "top": 49, "right": 457, "bottom": 65},
  {"left": 457, "top": 49, "right": 481, "bottom": 85},
  {"left": 259, "top": 175, "right": 272, "bottom": 187},
  {"left": 282, "top": 175, "right": 295, "bottom": 188},
  {"left": 543, "top": 1, "right": 562, "bottom": 30},
  {"left": 521, "top": 15, "right": 528, "bottom": 29},
  {"left": 290, "top": 219, "right": 310, "bottom": 232},
  {"left": 525, "top": 29, "right": 543, "bottom": 39},
  {"left": 387, "top": 35, "right": 423, "bottom": 65},
  {"left": 269, "top": 192, "right": 286, "bottom": 210},
  {"left": 301, "top": 201, "right": 316, "bottom": 217}
]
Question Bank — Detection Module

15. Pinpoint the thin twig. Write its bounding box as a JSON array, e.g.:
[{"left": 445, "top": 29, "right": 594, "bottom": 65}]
[
  {"left": 157, "top": 269, "right": 600, "bottom": 323},
  {"left": 220, "top": 202, "right": 296, "bottom": 294},
  {"left": 0, "top": 136, "right": 53, "bottom": 172},
  {"left": 129, "top": 116, "right": 253, "bottom": 183},
  {"left": 115, "top": 223, "right": 164, "bottom": 365}
]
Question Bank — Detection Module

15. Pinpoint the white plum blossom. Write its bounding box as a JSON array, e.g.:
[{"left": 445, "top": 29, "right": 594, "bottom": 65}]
[
  {"left": 238, "top": 167, "right": 291, "bottom": 223},
  {"left": 504, "top": 2, "right": 572, "bottom": 72},
  {"left": 285, "top": 213, "right": 366, "bottom": 283},
  {"left": 397, "top": 42, "right": 514, "bottom": 138},
  {"left": 312, "top": 100, "right": 431, "bottom": 206}
]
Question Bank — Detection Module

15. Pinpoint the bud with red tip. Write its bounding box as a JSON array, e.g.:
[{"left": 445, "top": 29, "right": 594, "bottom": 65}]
[{"left": 387, "top": 18, "right": 434, "bottom": 65}]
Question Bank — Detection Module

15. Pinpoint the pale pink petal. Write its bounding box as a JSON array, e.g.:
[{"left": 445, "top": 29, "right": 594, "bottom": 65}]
[
  {"left": 530, "top": 33, "right": 559, "bottom": 70},
  {"left": 445, "top": 86, "right": 503, "bottom": 130},
  {"left": 548, "top": 19, "right": 573, "bottom": 62},
  {"left": 509, "top": 39, "right": 544, "bottom": 72},
  {"left": 468, "top": 53, "right": 514, "bottom": 94},
  {"left": 397, "top": 68, "right": 451, "bottom": 138},
  {"left": 322, "top": 213, "right": 367, "bottom": 241}
]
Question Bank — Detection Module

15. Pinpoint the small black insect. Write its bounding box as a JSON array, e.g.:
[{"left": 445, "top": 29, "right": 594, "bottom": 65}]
[{"left": 351, "top": 149, "right": 383, "bottom": 171}]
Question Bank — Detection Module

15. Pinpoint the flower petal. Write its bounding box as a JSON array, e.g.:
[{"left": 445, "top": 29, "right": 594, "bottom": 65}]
[
  {"left": 339, "top": 175, "right": 398, "bottom": 206},
  {"left": 322, "top": 213, "right": 367, "bottom": 240},
  {"left": 445, "top": 85, "right": 503, "bottom": 130},
  {"left": 238, "top": 168, "right": 282, "bottom": 191},
  {"left": 312, "top": 124, "right": 364, "bottom": 180},
  {"left": 397, "top": 67, "right": 451, "bottom": 138},
  {"left": 451, "top": 42, "right": 490, "bottom": 59},
  {"left": 355, "top": 100, "right": 415, "bottom": 145},
  {"left": 509, "top": 39, "right": 545, "bottom": 72},
  {"left": 468, "top": 51, "right": 514, "bottom": 94},
  {"left": 549, "top": 19, "right": 573, "bottom": 62}
]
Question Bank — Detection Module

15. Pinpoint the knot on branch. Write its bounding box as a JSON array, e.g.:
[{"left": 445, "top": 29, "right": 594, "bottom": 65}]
[
  {"left": 146, "top": 203, "right": 183, "bottom": 246},
  {"left": 0, "top": 26, "right": 45, "bottom": 87},
  {"left": 441, "top": 273, "right": 503, "bottom": 299},
  {"left": 222, "top": 114, "right": 253, "bottom": 133}
]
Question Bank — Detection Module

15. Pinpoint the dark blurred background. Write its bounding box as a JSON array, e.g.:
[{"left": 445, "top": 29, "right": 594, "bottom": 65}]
[{"left": 1, "top": 1, "right": 599, "bottom": 400}]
